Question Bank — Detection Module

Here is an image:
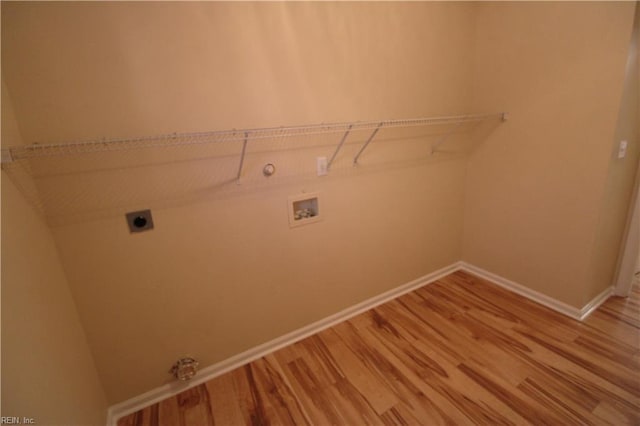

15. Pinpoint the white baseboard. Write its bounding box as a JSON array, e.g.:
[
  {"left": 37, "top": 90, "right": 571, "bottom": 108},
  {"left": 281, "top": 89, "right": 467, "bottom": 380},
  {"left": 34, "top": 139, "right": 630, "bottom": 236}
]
[
  {"left": 578, "top": 285, "right": 613, "bottom": 320},
  {"left": 459, "top": 262, "right": 613, "bottom": 321},
  {"left": 107, "top": 260, "right": 614, "bottom": 425},
  {"left": 106, "top": 261, "right": 463, "bottom": 425}
]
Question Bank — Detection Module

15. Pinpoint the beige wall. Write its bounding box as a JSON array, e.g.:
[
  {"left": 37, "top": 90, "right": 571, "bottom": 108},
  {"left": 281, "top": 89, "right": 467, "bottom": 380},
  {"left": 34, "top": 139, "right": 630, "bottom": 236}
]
[
  {"left": 464, "top": 2, "right": 636, "bottom": 307},
  {"left": 2, "top": 2, "right": 474, "bottom": 142},
  {"left": 1, "top": 81, "right": 108, "bottom": 424},
  {"left": 2, "top": 2, "right": 476, "bottom": 403},
  {"left": 2, "top": 0, "right": 637, "bottom": 410}
]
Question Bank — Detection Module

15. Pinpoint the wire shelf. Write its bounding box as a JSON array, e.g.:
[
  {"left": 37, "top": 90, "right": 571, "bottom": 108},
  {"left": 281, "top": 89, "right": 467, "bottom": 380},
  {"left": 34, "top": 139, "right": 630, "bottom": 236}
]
[
  {"left": 1, "top": 113, "right": 506, "bottom": 161},
  {"left": 1, "top": 112, "right": 507, "bottom": 225}
]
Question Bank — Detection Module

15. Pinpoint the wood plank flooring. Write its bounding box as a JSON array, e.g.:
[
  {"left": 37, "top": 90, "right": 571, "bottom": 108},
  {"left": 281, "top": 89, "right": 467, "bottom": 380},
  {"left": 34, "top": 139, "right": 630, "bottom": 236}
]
[{"left": 117, "top": 271, "right": 640, "bottom": 425}]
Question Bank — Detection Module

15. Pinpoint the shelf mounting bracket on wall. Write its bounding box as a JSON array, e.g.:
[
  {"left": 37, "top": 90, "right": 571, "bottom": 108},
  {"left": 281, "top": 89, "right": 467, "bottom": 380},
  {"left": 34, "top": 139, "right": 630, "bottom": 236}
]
[
  {"left": 353, "top": 122, "right": 383, "bottom": 166},
  {"left": 236, "top": 131, "right": 249, "bottom": 184},
  {"left": 327, "top": 124, "right": 352, "bottom": 171}
]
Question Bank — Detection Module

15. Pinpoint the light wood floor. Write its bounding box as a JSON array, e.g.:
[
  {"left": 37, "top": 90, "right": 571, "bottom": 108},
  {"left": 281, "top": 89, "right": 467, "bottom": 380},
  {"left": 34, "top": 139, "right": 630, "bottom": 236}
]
[{"left": 117, "top": 271, "right": 640, "bottom": 425}]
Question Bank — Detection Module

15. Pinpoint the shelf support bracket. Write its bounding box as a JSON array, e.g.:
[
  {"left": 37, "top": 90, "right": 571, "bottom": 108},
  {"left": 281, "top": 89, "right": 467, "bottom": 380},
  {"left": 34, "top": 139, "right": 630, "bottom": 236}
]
[
  {"left": 353, "top": 122, "right": 383, "bottom": 166},
  {"left": 327, "top": 124, "right": 353, "bottom": 170},
  {"left": 236, "top": 131, "right": 249, "bottom": 184}
]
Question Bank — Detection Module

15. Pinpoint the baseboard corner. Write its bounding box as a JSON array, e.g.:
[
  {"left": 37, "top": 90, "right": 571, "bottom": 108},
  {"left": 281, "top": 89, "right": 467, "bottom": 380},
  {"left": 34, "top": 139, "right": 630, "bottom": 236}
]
[{"left": 579, "top": 286, "right": 613, "bottom": 320}]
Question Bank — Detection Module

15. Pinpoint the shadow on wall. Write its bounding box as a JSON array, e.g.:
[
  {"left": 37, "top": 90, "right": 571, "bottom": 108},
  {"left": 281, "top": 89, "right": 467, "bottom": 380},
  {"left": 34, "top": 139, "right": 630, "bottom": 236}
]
[{"left": 2, "top": 116, "right": 504, "bottom": 226}]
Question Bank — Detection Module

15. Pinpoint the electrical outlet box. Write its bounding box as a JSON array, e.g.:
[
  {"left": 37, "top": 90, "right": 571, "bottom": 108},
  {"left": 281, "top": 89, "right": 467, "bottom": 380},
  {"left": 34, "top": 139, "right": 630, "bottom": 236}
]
[
  {"left": 288, "top": 192, "right": 322, "bottom": 228},
  {"left": 126, "top": 209, "right": 154, "bottom": 233}
]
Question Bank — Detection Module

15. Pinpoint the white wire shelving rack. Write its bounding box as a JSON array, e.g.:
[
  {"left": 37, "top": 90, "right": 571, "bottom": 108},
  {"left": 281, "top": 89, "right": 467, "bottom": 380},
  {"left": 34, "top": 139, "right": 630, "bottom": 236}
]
[{"left": 1, "top": 112, "right": 507, "bottom": 182}]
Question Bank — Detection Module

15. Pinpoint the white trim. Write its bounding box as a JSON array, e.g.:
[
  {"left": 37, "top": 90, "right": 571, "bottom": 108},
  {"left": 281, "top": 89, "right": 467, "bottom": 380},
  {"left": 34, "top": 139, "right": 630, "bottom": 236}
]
[
  {"left": 613, "top": 159, "right": 640, "bottom": 297},
  {"left": 459, "top": 262, "right": 582, "bottom": 318},
  {"left": 107, "top": 261, "right": 615, "bottom": 424},
  {"left": 459, "top": 262, "right": 612, "bottom": 321},
  {"left": 106, "top": 261, "right": 463, "bottom": 425},
  {"left": 578, "top": 286, "right": 613, "bottom": 320}
]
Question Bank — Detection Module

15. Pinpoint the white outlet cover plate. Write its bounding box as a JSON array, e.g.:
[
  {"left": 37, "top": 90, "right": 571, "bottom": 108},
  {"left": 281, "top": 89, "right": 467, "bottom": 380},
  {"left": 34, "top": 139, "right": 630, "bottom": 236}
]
[
  {"left": 618, "top": 140, "right": 628, "bottom": 159},
  {"left": 317, "top": 157, "right": 328, "bottom": 176}
]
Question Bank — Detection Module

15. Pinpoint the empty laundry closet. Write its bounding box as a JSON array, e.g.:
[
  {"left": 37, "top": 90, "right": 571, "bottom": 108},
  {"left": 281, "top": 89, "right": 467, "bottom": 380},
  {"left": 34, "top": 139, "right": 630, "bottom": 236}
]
[{"left": 1, "top": 2, "right": 638, "bottom": 425}]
